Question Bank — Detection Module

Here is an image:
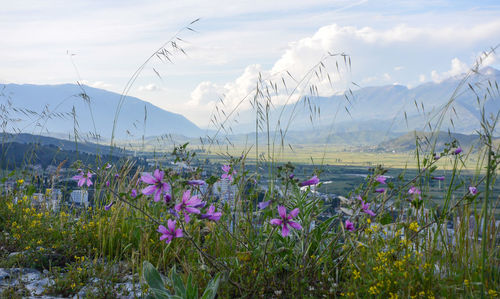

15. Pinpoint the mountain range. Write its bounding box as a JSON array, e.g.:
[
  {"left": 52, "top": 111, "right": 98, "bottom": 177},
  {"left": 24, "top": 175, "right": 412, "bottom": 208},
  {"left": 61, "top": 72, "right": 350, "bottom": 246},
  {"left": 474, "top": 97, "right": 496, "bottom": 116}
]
[
  {"left": 1, "top": 67, "right": 498, "bottom": 147},
  {"left": 228, "top": 67, "right": 500, "bottom": 136},
  {"left": 0, "top": 83, "right": 204, "bottom": 140}
]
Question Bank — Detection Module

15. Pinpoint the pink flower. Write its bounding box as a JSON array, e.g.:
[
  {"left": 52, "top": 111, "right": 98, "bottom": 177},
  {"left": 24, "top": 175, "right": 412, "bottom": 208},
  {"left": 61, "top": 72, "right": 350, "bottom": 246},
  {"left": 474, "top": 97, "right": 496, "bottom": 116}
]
[
  {"left": 408, "top": 186, "right": 421, "bottom": 195},
  {"left": 187, "top": 179, "right": 206, "bottom": 186},
  {"left": 201, "top": 205, "right": 222, "bottom": 221},
  {"left": 299, "top": 175, "right": 320, "bottom": 187},
  {"left": 432, "top": 176, "right": 445, "bottom": 181},
  {"left": 270, "top": 206, "right": 302, "bottom": 237},
  {"left": 221, "top": 165, "right": 236, "bottom": 182},
  {"left": 105, "top": 181, "right": 110, "bottom": 187},
  {"left": 453, "top": 147, "right": 462, "bottom": 155},
  {"left": 469, "top": 186, "right": 478, "bottom": 195},
  {"left": 157, "top": 220, "right": 183, "bottom": 243},
  {"left": 345, "top": 220, "right": 355, "bottom": 231},
  {"left": 375, "top": 175, "right": 387, "bottom": 184},
  {"left": 141, "top": 169, "right": 170, "bottom": 202},
  {"left": 131, "top": 189, "right": 137, "bottom": 198},
  {"left": 258, "top": 200, "right": 271, "bottom": 210},
  {"left": 361, "top": 200, "right": 376, "bottom": 217},
  {"left": 104, "top": 201, "right": 114, "bottom": 211},
  {"left": 174, "top": 190, "right": 203, "bottom": 223},
  {"left": 73, "top": 170, "right": 93, "bottom": 187}
]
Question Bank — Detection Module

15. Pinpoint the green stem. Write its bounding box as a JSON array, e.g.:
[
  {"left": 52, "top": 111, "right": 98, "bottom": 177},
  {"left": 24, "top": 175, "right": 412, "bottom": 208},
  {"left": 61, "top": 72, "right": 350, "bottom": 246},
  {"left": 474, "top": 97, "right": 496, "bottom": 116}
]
[{"left": 480, "top": 145, "right": 492, "bottom": 298}]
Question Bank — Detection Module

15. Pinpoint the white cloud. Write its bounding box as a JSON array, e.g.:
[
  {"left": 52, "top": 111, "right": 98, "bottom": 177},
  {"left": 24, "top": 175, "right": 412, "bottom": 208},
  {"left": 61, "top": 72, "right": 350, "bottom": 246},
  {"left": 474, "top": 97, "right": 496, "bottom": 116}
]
[
  {"left": 138, "top": 84, "right": 160, "bottom": 92},
  {"left": 183, "top": 21, "right": 500, "bottom": 125},
  {"left": 80, "top": 80, "right": 112, "bottom": 89},
  {"left": 431, "top": 57, "right": 469, "bottom": 83}
]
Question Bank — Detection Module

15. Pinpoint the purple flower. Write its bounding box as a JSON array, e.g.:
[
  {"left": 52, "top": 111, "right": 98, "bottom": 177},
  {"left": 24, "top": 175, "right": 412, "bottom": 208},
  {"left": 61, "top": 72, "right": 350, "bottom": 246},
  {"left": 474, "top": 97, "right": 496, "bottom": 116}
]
[
  {"left": 114, "top": 174, "right": 119, "bottom": 178},
  {"left": 258, "top": 200, "right": 271, "bottom": 210},
  {"left": 105, "top": 181, "right": 110, "bottom": 187},
  {"left": 469, "top": 186, "right": 478, "bottom": 195},
  {"left": 174, "top": 190, "right": 203, "bottom": 223},
  {"left": 157, "top": 220, "right": 183, "bottom": 243},
  {"left": 105, "top": 163, "right": 112, "bottom": 169},
  {"left": 345, "top": 220, "right": 355, "bottom": 231},
  {"left": 355, "top": 195, "right": 363, "bottom": 202},
  {"left": 73, "top": 170, "right": 93, "bottom": 187},
  {"left": 141, "top": 169, "right": 170, "bottom": 202},
  {"left": 104, "top": 201, "right": 114, "bottom": 211},
  {"left": 187, "top": 179, "right": 206, "bottom": 186},
  {"left": 270, "top": 206, "right": 302, "bottom": 237},
  {"left": 361, "top": 200, "right": 376, "bottom": 217},
  {"left": 375, "top": 188, "right": 385, "bottom": 193},
  {"left": 453, "top": 147, "right": 462, "bottom": 155},
  {"left": 221, "top": 165, "right": 235, "bottom": 182},
  {"left": 299, "top": 175, "right": 320, "bottom": 187},
  {"left": 131, "top": 189, "right": 137, "bottom": 198},
  {"left": 375, "top": 175, "right": 387, "bottom": 184},
  {"left": 434, "top": 154, "right": 440, "bottom": 160},
  {"left": 289, "top": 174, "right": 295, "bottom": 179},
  {"left": 164, "top": 193, "right": 171, "bottom": 203},
  {"left": 432, "top": 176, "right": 445, "bottom": 181},
  {"left": 201, "top": 205, "right": 222, "bottom": 221},
  {"left": 408, "top": 186, "right": 421, "bottom": 195}
]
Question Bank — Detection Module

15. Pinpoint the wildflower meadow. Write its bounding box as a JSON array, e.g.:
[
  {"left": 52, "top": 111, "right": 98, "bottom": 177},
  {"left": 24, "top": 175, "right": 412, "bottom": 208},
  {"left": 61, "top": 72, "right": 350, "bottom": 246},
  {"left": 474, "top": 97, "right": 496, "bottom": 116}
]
[{"left": 0, "top": 20, "right": 499, "bottom": 299}]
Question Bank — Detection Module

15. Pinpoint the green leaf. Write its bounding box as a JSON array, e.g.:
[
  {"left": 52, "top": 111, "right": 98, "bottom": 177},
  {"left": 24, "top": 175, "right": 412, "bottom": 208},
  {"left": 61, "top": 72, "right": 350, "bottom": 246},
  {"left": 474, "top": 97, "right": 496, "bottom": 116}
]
[
  {"left": 201, "top": 273, "right": 222, "bottom": 299},
  {"left": 171, "top": 266, "right": 186, "bottom": 297},
  {"left": 143, "top": 261, "right": 171, "bottom": 299},
  {"left": 186, "top": 273, "right": 198, "bottom": 299},
  {"left": 379, "top": 212, "right": 393, "bottom": 225}
]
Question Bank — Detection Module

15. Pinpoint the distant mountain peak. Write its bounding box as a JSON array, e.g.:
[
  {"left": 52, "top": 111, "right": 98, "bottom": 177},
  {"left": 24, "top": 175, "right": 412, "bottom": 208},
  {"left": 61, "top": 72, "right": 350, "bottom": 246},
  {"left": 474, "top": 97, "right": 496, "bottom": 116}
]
[
  {"left": 480, "top": 66, "right": 500, "bottom": 76},
  {"left": 0, "top": 83, "right": 204, "bottom": 139}
]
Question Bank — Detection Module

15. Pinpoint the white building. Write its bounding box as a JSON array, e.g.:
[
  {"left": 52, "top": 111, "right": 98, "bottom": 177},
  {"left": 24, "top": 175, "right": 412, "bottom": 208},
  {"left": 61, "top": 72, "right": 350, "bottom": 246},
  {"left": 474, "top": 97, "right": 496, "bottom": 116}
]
[
  {"left": 45, "top": 188, "right": 62, "bottom": 211},
  {"left": 70, "top": 190, "right": 89, "bottom": 207}
]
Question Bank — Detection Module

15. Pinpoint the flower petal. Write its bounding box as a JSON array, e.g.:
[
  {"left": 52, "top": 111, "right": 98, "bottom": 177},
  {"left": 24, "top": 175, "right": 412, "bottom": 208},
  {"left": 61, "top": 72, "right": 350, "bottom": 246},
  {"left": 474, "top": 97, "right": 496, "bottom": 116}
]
[
  {"left": 182, "top": 190, "right": 191, "bottom": 203},
  {"left": 141, "top": 185, "right": 157, "bottom": 195},
  {"left": 288, "top": 221, "right": 302, "bottom": 230},
  {"left": 185, "top": 207, "right": 201, "bottom": 214},
  {"left": 278, "top": 205, "right": 287, "bottom": 219},
  {"left": 270, "top": 219, "right": 282, "bottom": 226},
  {"left": 141, "top": 173, "right": 156, "bottom": 184},
  {"left": 153, "top": 189, "right": 162, "bottom": 202},
  {"left": 281, "top": 224, "right": 290, "bottom": 237},
  {"left": 289, "top": 208, "right": 299, "bottom": 219},
  {"left": 154, "top": 169, "right": 164, "bottom": 181},
  {"left": 258, "top": 200, "right": 271, "bottom": 210},
  {"left": 157, "top": 225, "right": 168, "bottom": 234}
]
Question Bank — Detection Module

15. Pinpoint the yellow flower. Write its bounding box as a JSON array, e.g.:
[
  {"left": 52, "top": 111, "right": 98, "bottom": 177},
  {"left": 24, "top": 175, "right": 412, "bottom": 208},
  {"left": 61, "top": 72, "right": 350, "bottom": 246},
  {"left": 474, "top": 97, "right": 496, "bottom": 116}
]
[
  {"left": 409, "top": 222, "right": 419, "bottom": 232},
  {"left": 17, "top": 179, "right": 24, "bottom": 185},
  {"left": 389, "top": 292, "right": 399, "bottom": 299},
  {"left": 352, "top": 269, "right": 360, "bottom": 280},
  {"left": 488, "top": 289, "right": 498, "bottom": 297},
  {"left": 369, "top": 286, "right": 379, "bottom": 295},
  {"left": 464, "top": 279, "right": 469, "bottom": 287}
]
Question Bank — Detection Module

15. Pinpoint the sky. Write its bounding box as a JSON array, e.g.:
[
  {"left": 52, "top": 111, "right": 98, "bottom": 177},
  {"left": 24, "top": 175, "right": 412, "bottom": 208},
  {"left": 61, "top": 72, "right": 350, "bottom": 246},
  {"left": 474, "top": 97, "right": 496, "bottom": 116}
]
[{"left": 1, "top": 0, "right": 500, "bottom": 127}]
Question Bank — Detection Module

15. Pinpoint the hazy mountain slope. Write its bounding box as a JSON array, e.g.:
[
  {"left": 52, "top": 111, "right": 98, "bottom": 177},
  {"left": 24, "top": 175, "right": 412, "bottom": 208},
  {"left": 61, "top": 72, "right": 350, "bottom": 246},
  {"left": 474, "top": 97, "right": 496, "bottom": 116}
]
[
  {"left": 0, "top": 83, "right": 204, "bottom": 138},
  {"left": 228, "top": 67, "right": 500, "bottom": 135}
]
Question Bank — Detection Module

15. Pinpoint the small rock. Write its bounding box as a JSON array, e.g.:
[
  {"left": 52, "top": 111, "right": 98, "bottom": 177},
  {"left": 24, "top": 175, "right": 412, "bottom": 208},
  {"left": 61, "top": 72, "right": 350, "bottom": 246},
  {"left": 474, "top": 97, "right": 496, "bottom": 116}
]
[{"left": 8, "top": 251, "right": 21, "bottom": 258}]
